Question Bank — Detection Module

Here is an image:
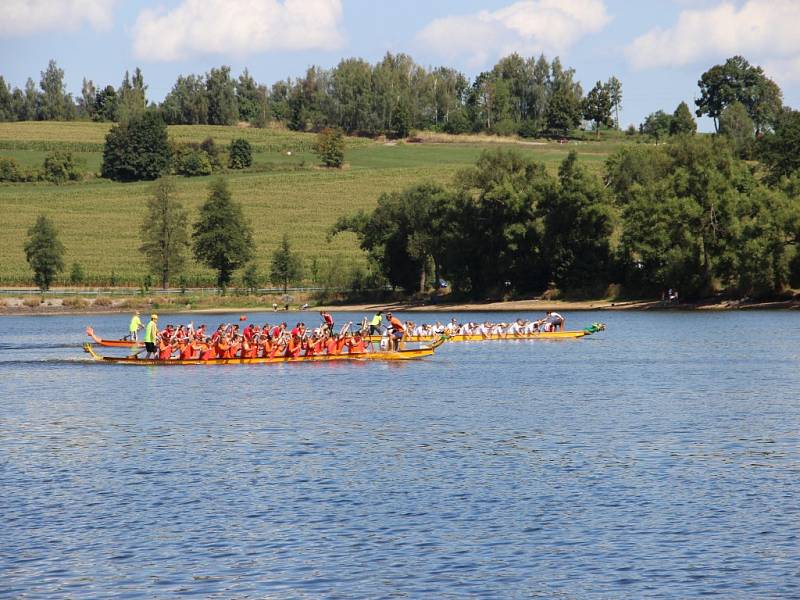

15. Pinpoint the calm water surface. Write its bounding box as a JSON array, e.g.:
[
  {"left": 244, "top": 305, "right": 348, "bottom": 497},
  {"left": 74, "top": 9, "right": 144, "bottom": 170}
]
[{"left": 1, "top": 310, "right": 799, "bottom": 598}]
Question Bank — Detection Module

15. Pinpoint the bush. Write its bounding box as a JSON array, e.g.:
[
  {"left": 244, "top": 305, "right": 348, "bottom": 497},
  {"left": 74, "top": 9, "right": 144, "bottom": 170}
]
[
  {"left": 200, "top": 137, "right": 223, "bottom": 170},
  {"left": 43, "top": 151, "right": 83, "bottom": 184},
  {"left": 313, "top": 128, "right": 345, "bottom": 168},
  {"left": 443, "top": 109, "right": 471, "bottom": 134},
  {"left": 228, "top": 138, "right": 253, "bottom": 169},
  {"left": 174, "top": 146, "right": 212, "bottom": 176},
  {"left": 62, "top": 296, "right": 88, "bottom": 308},
  {"left": 93, "top": 296, "right": 113, "bottom": 307},
  {"left": 518, "top": 119, "right": 540, "bottom": 139},
  {"left": 69, "top": 262, "right": 85, "bottom": 285},
  {"left": 23, "top": 296, "right": 43, "bottom": 307},
  {"left": 0, "top": 157, "right": 23, "bottom": 182},
  {"left": 493, "top": 118, "right": 518, "bottom": 137}
]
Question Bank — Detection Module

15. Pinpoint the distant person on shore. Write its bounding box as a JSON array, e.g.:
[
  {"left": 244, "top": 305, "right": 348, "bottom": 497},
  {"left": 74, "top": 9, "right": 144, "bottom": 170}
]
[{"left": 126, "top": 311, "right": 142, "bottom": 341}]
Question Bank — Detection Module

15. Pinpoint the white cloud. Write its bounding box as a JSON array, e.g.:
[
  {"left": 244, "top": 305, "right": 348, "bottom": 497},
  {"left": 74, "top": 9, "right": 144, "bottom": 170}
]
[
  {"left": 132, "top": 0, "right": 344, "bottom": 62},
  {"left": 763, "top": 57, "right": 800, "bottom": 83},
  {"left": 627, "top": 0, "right": 800, "bottom": 71},
  {"left": 415, "top": 0, "right": 611, "bottom": 68},
  {"left": 0, "top": 0, "right": 115, "bottom": 37}
]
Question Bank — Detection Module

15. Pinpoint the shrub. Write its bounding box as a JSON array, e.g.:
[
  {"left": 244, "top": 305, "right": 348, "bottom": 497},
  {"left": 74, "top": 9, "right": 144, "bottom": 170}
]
[
  {"left": 493, "top": 118, "right": 518, "bottom": 137},
  {"left": 175, "top": 147, "right": 212, "bottom": 176},
  {"left": 69, "top": 262, "right": 85, "bottom": 285},
  {"left": 62, "top": 296, "right": 88, "bottom": 308},
  {"left": 443, "top": 109, "right": 471, "bottom": 134},
  {"left": 43, "top": 151, "right": 83, "bottom": 184},
  {"left": 228, "top": 138, "right": 253, "bottom": 169},
  {"left": 200, "top": 137, "right": 223, "bottom": 170},
  {"left": 518, "top": 119, "right": 540, "bottom": 139},
  {"left": 93, "top": 296, "right": 113, "bottom": 307},
  {"left": 313, "top": 128, "right": 345, "bottom": 168},
  {"left": 0, "top": 157, "right": 23, "bottom": 182},
  {"left": 23, "top": 296, "right": 42, "bottom": 307}
]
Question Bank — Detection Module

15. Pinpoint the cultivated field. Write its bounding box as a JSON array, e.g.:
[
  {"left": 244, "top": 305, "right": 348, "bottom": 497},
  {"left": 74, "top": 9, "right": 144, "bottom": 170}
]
[{"left": 0, "top": 122, "right": 625, "bottom": 286}]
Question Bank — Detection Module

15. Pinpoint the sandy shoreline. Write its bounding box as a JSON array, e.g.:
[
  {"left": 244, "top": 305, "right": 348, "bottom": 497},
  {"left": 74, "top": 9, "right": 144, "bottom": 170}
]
[{"left": 3, "top": 296, "right": 800, "bottom": 317}]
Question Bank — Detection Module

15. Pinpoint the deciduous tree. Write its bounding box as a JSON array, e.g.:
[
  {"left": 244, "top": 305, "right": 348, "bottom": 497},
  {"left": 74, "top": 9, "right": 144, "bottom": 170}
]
[
  {"left": 670, "top": 101, "right": 696, "bottom": 135},
  {"left": 582, "top": 80, "right": 613, "bottom": 138},
  {"left": 101, "top": 111, "right": 170, "bottom": 181},
  {"left": 695, "top": 56, "right": 783, "bottom": 132}
]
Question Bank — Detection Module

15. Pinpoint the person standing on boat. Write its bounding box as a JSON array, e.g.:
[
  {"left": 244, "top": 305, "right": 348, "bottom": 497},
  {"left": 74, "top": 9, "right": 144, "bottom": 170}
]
[
  {"left": 143, "top": 313, "right": 158, "bottom": 358},
  {"left": 386, "top": 312, "right": 405, "bottom": 351},
  {"left": 127, "top": 311, "right": 142, "bottom": 341},
  {"left": 546, "top": 311, "right": 565, "bottom": 331},
  {"left": 369, "top": 311, "right": 383, "bottom": 335}
]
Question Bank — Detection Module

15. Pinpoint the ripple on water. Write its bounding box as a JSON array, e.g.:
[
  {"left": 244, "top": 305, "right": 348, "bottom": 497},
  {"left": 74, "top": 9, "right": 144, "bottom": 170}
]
[{"left": 1, "top": 310, "right": 799, "bottom": 597}]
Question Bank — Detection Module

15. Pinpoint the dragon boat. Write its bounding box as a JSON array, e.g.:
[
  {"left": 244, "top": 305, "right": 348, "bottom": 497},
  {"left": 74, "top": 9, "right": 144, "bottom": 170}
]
[
  {"left": 85, "top": 327, "right": 144, "bottom": 347},
  {"left": 82, "top": 336, "right": 445, "bottom": 365},
  {"left": 368, "top": 323, "right": 605, "bottom": 343}
]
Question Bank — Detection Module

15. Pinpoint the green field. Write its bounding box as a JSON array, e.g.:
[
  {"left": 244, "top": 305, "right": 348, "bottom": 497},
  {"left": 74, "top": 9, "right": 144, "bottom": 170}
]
[{"left": 0, "top": 122, "right": 625, "bottom": 286}]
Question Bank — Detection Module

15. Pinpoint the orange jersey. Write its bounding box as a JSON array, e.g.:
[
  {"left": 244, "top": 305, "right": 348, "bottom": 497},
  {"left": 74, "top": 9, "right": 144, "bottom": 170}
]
[
  {"left": 286, "top": 338, "right": 302, "bottom": 358},
  {"left": 348, "top": 338, "right": 366, "bottom": 353},
  {"left": 158, "top": 342, "right": 173, "bottom": 360}
]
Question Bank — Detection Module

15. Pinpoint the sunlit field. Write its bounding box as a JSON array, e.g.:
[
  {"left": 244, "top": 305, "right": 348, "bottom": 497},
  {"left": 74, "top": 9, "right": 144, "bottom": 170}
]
[{"left": 0, "top": 121, "right": 626, "bottom": 286}]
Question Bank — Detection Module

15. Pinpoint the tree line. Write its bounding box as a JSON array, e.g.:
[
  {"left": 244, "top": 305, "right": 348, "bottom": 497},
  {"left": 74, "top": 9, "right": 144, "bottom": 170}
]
[
  {"left": 332, "top": 127, "right": 800, "bottom": 300},
  {"left": 0, "top": 54, "right": 788, "bottom": 141}
]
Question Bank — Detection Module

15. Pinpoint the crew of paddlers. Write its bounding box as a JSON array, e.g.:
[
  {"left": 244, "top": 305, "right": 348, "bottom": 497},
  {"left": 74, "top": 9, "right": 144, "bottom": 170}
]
[{"left": 115, "top": 309, "right": 566, "bottom": 360}]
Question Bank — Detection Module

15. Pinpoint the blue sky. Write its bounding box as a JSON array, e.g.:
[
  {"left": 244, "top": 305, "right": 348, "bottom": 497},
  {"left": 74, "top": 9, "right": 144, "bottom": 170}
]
[{"left": 2, "top": 0, "right": 800, "bottom": 131}]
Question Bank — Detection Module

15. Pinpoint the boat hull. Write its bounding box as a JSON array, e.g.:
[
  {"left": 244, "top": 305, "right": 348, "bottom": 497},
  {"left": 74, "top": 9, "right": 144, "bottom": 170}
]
[
  {"left": 83, "top": 342, "right": 438, "bottom": 365},
  {"left": 369, "top": 330, "right": 587, "bottom": 343},
  {"left": 96, "top": 338, "right": 144, "bottom": 348}
]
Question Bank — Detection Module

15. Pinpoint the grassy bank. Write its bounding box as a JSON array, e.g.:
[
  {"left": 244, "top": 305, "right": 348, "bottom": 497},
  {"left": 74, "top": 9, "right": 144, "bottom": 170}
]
[{"left": 0, "top": 121, "right": 627, "bottom": 286}]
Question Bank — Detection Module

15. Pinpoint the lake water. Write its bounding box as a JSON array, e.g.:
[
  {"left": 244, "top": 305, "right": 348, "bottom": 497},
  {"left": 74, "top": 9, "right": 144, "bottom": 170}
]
[{"left": 1, "top": 310, "right": 799, "bottom": 598}]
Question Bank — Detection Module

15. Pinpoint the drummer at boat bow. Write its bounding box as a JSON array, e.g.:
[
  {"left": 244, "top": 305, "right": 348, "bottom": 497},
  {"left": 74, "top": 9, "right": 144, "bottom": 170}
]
[{"left": 141, "top": 313, "right": 158, "bottom": 358}]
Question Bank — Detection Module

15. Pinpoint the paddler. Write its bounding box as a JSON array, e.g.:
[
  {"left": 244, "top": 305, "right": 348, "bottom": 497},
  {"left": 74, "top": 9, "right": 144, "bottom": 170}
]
[
  {"left": 320, "top": 311, "right": 334, "bottom": 334},
  {"left": 127, "top": 310, "right": 142, "bottom": 341}
]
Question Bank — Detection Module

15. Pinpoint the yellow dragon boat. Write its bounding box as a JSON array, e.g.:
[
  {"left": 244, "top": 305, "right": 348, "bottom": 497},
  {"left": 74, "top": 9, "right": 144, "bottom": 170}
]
[
  {"left": 368, "top": 323, "right": 605, "bottom": 343},
  {"left": 83, "top": 337, "right": 444, "bottom": 365}
]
